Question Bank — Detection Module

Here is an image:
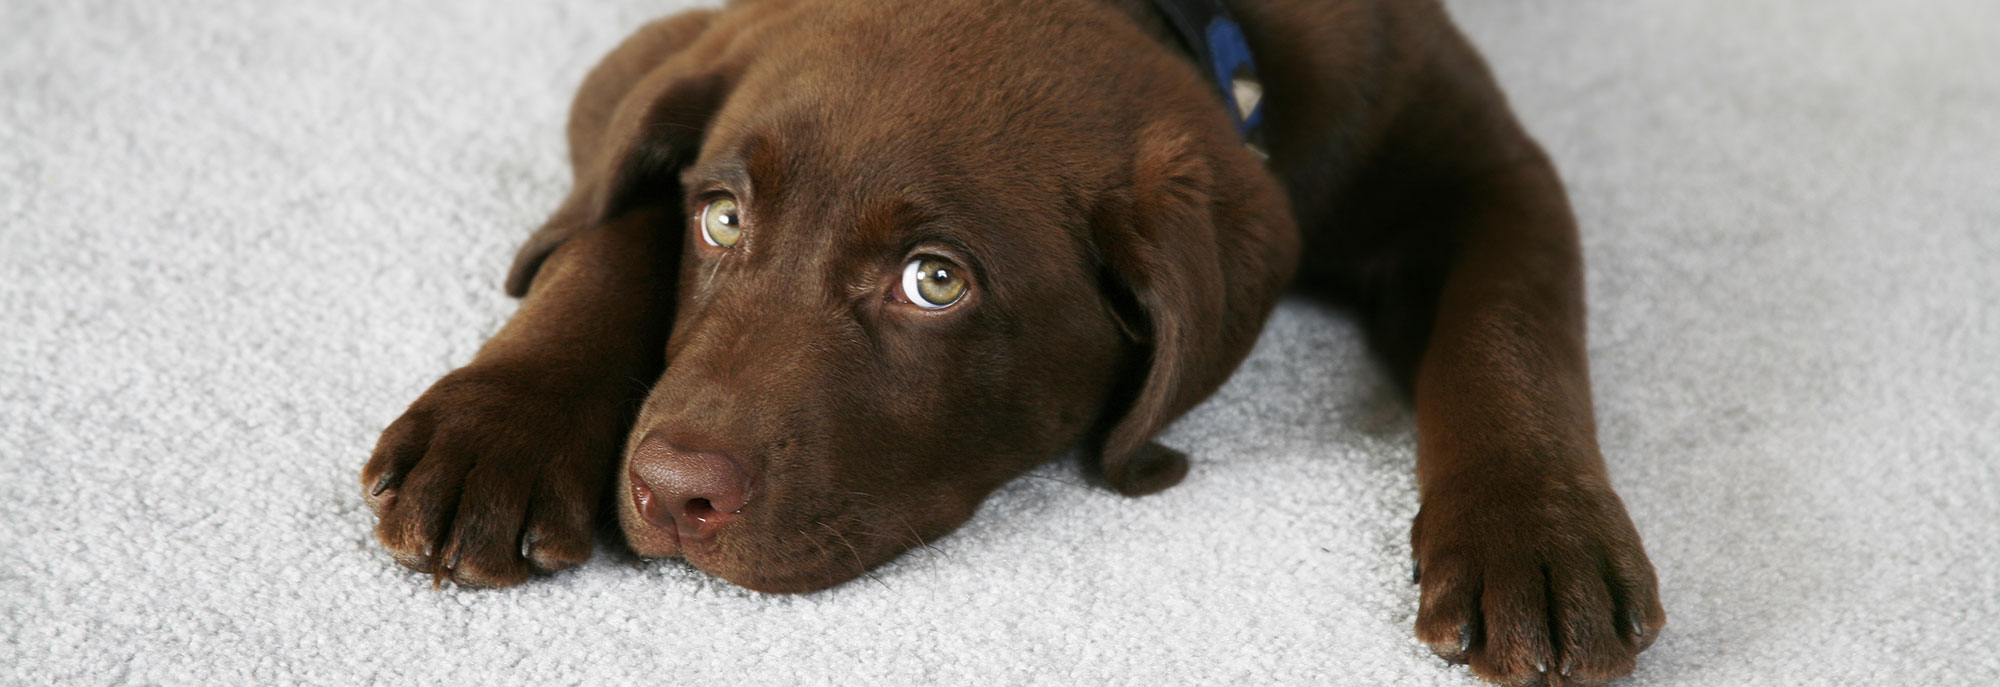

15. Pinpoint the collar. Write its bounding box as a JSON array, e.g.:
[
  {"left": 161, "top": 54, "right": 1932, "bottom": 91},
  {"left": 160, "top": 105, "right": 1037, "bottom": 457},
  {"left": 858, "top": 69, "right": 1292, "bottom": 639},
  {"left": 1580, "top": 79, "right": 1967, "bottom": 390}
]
[{"left": 1148, "top": 0, "right": 1267, "bottom": 148}]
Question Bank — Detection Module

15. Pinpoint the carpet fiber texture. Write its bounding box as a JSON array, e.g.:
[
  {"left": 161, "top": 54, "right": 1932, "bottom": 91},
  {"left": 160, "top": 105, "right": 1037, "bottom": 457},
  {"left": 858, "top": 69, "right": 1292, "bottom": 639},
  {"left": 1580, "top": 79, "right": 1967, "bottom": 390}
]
[{"left": 4, "top": 0, "right": 1996, "bottom": 684}]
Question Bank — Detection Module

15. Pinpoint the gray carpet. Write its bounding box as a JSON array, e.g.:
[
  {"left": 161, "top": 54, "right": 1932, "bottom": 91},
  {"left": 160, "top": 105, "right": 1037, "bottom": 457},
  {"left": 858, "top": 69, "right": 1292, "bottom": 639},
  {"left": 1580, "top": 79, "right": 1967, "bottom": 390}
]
[{"left": 4, "top": 0, "right": 1996, "bottom": 684}]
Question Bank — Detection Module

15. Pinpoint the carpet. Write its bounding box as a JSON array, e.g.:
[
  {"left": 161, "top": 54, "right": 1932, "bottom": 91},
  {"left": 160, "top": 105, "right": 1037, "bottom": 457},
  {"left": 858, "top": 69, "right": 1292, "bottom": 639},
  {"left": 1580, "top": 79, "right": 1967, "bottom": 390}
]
[{"left": 4, "top": 0, "right": 1996, "bottom": 684}]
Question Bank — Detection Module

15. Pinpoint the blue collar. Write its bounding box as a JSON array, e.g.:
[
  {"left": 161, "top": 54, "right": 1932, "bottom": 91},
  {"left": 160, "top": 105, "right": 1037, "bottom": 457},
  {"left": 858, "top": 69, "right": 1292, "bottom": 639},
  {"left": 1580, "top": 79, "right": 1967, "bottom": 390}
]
[{"left": 1148, "top": 0, "right": 1266, "bottom": 144}]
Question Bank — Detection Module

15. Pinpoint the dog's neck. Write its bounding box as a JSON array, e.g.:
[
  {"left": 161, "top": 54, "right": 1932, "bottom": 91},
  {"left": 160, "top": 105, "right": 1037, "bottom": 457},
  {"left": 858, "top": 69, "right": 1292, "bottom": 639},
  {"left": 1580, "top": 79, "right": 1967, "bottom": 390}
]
[
  {"left": 1131, "top": 0, "right": 1267, "bottom": 147},
  {"left": 1146, "top": 0, "right": 1265, "bottom": 139}
]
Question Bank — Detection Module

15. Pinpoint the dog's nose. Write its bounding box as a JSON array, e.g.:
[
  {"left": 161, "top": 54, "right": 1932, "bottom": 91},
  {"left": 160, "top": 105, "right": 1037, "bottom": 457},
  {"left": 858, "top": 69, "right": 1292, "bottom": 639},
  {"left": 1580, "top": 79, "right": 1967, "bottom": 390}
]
[{"left": 628, "top": 432, "right": 752, "bottom": 541}]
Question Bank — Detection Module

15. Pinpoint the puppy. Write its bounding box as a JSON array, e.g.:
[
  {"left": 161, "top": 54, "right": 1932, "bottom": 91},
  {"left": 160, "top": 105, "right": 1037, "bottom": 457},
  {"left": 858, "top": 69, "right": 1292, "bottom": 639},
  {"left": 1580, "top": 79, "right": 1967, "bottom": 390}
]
[{"left": 363, "top": 0, "right": 1664, "bottom": 683}]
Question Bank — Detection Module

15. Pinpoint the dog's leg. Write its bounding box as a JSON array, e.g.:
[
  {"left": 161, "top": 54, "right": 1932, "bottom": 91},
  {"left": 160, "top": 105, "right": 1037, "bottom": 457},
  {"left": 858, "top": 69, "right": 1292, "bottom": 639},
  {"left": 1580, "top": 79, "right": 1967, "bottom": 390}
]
[
  {"left": 1389, "top": 159, "right": 1665, "bottom": 685},
  {"left": 362, "top": 209, "right": 677, "bottom": 587},
  {"left": 361, "top": 10, "right": 715, "bottom": 588}
]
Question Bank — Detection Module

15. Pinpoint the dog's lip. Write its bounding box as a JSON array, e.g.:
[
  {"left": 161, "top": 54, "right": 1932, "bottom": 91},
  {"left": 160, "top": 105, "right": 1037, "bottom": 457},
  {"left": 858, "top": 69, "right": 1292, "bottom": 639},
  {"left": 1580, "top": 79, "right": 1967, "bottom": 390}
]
[{"left": 618, "top": 479, "right": 860, "bottom": 592}]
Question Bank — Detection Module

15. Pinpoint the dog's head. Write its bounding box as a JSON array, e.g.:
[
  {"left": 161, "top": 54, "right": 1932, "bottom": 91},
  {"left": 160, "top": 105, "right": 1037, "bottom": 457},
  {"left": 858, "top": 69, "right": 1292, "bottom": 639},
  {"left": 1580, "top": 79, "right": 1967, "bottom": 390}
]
[{"left": 511, "top": 0, "right": 1296, "bottom": 593}]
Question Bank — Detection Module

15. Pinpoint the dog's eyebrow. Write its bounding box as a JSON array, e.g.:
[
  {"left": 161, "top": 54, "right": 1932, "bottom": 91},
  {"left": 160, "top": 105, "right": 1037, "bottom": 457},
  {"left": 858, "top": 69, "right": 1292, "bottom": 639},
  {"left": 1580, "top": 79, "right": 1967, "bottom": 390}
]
[
  {"left": 679, "top": 158, "right": 751, "bottom": 195},
  {"left": 848, "top": 195, "right": 926, "bottom": 247},
  {"left": 850, "top": 188, "right": 995, "bottom": 257},
  {"left": 680, "top": 131, "right": 781, "bottom": 201}
]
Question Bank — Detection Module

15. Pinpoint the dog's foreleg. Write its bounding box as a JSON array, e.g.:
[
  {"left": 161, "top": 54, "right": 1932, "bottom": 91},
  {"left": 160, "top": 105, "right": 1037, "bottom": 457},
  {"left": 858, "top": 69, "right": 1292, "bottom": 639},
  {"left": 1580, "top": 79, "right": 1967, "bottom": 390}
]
[
  {"left": 363, "top": 209, "right": 679, "bottom": 587},
  {"left": 1402, "top": 160, "right": 1664, "bottom": 685}
]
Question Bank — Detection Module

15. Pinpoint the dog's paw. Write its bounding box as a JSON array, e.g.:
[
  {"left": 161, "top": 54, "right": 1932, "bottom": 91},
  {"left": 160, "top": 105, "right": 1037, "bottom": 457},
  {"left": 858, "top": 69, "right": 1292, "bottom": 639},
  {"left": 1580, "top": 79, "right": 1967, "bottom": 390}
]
[
  {"left": 1410, "top": 473, "right": 1664, "bottom": 686},
  {"left": 361, "top": 365, "right": 628, "bottom": 587}
]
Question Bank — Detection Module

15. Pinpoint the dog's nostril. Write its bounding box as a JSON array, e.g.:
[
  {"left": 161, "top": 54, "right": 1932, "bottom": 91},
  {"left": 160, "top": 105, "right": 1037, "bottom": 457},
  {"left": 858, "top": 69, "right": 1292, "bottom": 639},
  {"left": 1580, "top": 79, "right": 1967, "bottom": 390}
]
[
  {"left": 684, "top": 498, "right": 718, "bottom": 521},
  {"left": 632, "top": 479, "right": 671, "bottom": 529}
]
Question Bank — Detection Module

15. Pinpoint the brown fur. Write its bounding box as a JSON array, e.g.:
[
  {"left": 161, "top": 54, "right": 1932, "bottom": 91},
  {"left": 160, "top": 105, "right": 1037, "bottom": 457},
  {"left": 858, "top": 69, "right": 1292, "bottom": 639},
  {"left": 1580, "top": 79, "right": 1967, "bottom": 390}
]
[{"left": 362, "top": 1, "right": 1664, "bottom": 684}]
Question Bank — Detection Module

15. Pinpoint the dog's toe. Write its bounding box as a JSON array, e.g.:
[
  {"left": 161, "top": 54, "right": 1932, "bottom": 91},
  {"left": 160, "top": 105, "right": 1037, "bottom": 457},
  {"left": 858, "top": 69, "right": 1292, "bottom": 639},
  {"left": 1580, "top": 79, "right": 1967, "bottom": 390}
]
[
  {"left": 1411, "top": 480, "right": 1663, "bottom": 686},
  {"left": 361, "top": 368, "right": 623, "bottom": 588}
]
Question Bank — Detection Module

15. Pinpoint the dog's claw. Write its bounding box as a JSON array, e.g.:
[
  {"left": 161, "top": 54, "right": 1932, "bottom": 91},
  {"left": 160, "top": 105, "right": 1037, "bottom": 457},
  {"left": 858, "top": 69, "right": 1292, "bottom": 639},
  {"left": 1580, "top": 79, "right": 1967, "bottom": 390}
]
[
  {"left": 369, "top": 472, "right": 397, "bottom": 496},
  {"left": 519, "top": 530, "right": 537, "bottom": 561},
  {"left": 1427, "top": 622, "right": 1474, "bottom": 664}
]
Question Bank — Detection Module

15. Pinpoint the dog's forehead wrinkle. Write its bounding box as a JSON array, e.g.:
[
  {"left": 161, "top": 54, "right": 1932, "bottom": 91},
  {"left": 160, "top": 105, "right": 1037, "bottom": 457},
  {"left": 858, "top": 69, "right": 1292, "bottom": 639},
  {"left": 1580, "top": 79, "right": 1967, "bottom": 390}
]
[
  {"left": 719, "top": 80, "right": 1107, "bottom": 210},
  {"left": 811, "top": 2, "right": 1123, "bottom": 107},
  {"left": 747, "top": 57, "right": 1122, "bottom": 182}
]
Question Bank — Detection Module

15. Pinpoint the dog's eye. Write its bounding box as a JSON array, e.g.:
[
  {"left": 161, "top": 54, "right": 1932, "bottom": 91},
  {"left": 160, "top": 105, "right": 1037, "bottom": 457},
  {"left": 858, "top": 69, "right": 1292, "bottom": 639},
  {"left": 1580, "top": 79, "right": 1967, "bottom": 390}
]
[
  {"left": 899, "top": 256, "right": 967, "bottom": 310},
  {"left": 699, "top": 197, "right": 743, "bottom": 248}
]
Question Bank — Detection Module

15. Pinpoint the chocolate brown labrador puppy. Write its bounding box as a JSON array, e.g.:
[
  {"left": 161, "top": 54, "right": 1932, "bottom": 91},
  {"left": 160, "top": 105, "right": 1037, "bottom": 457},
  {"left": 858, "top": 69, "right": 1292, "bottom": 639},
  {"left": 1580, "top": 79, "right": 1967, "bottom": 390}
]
[{"left": 362, "top": 0, "right": 1663, "bottom": 683}]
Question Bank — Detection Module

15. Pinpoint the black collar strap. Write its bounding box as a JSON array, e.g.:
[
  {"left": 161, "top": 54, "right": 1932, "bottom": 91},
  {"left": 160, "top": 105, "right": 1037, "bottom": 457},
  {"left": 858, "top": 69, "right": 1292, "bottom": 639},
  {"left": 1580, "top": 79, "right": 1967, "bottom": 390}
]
[{"left": 1149, "top": 0, "right": 1267, "bottom": 149}]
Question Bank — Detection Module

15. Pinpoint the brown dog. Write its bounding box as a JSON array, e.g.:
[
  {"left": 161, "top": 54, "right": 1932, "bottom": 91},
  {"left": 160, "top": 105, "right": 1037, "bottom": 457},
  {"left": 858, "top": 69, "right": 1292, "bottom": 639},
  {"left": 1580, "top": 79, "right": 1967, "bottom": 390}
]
[{"left": 362, "top": 0, "right": 1663, "bottom": 683}]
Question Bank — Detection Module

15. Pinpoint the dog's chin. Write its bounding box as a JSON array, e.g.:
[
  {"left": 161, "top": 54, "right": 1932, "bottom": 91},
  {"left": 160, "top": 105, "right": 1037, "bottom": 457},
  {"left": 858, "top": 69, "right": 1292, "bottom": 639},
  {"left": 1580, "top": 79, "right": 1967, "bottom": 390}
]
[
  {"left": 625, "top": 532, "right": 879, "bottom": 595},
  {"left": 615, "top": 490, "right": 887, "bottom": 594},
  {"left": 696, "top": 557, "right": 864, "bottom": 595}
]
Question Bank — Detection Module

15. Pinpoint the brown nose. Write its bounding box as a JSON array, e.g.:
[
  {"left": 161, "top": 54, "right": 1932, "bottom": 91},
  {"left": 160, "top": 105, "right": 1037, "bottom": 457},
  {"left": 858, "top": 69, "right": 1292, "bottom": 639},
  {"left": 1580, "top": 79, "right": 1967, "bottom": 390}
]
[{"left": 628, "top": 432, "right": 752, "bottom": 541}]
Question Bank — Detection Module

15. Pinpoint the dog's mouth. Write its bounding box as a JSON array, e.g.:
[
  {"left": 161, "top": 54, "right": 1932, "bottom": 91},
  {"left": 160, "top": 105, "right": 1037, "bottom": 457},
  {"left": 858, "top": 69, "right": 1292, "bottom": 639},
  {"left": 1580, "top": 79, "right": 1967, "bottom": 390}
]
[{"left": 615, "top": 467, "right": 916, "bottom": 594}]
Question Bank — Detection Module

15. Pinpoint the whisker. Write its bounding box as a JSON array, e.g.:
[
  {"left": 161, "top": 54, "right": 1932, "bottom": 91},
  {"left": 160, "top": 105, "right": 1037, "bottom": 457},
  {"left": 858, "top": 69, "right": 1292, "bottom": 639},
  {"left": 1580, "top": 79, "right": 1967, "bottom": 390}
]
[
  {"left": 856, "top": 568, "right": 892, "bottom": 591},
  {"left": 898, "top": 513, "right": 946, "bottom": 564},
  {"left": 894, "top": 513, "right": 946, "bottom": 587},
  {"left": 818, "top": 520, "right": 891, "bottom": 592},
  {"left": 796, "top": 527, "right": 833, "bottom": 563},
  {"left": 700, "top": 252, "right": 725, "bottom": 292},
  {"left": 816, "top": 521, "right": 866, "bottom": 571},
  {"left": 852, "top": 525, "right": 933, "bottom": 587},
  {"left": 842, "top": 497, "right": 948, "bottom": 587},
  {"left": 623, "top": 375, "right": 656, "bottom": 402}
]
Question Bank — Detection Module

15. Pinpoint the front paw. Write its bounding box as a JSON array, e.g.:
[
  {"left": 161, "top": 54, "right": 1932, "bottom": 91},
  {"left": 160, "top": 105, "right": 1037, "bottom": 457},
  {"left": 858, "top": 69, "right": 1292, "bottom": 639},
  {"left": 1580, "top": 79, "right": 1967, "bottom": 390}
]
[
  {"left": 361, "top": 366, "right": 629, "bottom": 587},
  {"left": 1411, "top": 475, "right": 1664, "bottom": 686}
]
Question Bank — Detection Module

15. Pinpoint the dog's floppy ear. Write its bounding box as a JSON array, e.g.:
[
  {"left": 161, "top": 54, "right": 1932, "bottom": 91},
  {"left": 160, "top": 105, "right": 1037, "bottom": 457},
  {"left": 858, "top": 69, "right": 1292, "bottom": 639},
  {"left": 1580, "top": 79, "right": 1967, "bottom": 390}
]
[
  {"left": 506, "top": 19, "right": 734, "bottom": 297},
  {"left": 1089, "top": 122, "right": 1297, "bottom": 496}
]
